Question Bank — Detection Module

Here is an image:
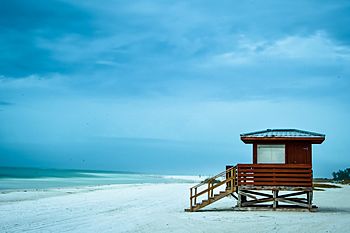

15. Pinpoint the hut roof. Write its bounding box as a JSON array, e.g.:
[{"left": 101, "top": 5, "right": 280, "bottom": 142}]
[{"left": 240, "top": 129, "right": 325, "bottom": 144}]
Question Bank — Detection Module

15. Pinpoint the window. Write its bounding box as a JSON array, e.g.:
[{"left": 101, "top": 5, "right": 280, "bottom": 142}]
[{"left": 257, "top": 144, "right": 285, "bottom": 164}]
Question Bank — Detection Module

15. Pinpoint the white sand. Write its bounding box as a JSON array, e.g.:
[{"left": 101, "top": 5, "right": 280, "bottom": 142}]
[{"left": 1, "top": 183, "right": 350, "bottom": 233}]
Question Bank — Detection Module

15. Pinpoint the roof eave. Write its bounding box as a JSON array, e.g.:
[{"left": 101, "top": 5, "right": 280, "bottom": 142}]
[{"left": 240, "top": 136, "right": 325, "bottom": 144}]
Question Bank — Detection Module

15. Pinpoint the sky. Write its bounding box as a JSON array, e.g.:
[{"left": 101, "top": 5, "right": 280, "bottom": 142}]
[{"left": 0, "top": 0, "right": 350, "bottom": 176}]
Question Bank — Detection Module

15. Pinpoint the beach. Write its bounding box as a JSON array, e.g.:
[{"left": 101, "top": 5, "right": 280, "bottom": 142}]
[{"left": 1, "top": 182, "right": 350, "bottom": 233}]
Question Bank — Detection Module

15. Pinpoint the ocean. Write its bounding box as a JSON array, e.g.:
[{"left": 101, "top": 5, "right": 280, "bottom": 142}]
[{"left": 0, "top": 167, "right": 195, "bottom": 190}]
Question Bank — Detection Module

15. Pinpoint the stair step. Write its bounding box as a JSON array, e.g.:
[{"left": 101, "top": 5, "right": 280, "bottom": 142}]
[
  {"left": 215, "top": 191, "right": 227, "bottom": 196},
  {"left": 196, "top": 192, "right": 230, "bottom": 207}
]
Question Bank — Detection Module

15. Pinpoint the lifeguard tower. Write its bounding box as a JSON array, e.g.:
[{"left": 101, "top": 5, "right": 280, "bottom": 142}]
[{"left": 186, "top": 129, "right": 325, "bottom": 212}]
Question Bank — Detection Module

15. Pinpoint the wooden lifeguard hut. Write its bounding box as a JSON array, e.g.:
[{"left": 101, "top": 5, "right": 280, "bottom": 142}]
[{"left": 186, "top": 129, "right": 325, "bottom": 212}]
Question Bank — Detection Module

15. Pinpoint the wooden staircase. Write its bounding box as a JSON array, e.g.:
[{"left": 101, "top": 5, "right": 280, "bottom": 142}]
[
  {"left": 185, "top": 166, "right": 237, "bottom": 212},
  {"left": 188, "top": 189, "right": 233, "bottom": 212}
]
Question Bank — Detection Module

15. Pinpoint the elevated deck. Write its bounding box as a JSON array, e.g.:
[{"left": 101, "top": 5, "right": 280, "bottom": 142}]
[{"left": 186, "top": 164, "right": 315, "bottom": 212}]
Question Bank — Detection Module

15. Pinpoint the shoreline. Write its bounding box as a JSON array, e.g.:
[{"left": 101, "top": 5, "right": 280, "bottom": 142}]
[{"left": 0, "top": 173, "right": 201, "bottom": 193}]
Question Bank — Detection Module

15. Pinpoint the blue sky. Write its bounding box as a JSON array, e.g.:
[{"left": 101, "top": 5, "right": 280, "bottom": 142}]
[{"left": 0, "top": 0, "right": 349, "bottom": 176}]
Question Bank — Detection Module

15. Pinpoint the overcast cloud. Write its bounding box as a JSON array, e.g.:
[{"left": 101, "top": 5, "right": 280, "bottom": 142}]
[{"left": 0, "top": 0, "right": 350, "bottom": 176}]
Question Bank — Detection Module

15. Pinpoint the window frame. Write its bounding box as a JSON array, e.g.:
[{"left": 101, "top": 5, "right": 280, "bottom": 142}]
[{"left": 257, "top": 144, "right": 286, "bottom": 164}]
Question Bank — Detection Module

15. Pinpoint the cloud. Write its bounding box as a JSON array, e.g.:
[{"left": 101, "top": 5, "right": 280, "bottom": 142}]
[
  {"left": 0, "top": 101, "right": 13, "bottom": 106},
  {"left": 0, "top": 74, "right": 68, "bottom": 91},
  {"left": 0, "top": 0, "right": 350, "bottom": 175},
  {"left": 204, "top": 32, "right": 350, "bottom": 66},
  {"left": 0, "top": 0, "right": 92, "bottom": 32},
  {"left": 187, "top": 31, "right": 350, "bottom": 102},
  {"left": 0, "top": 0, "right": 94, "bottom": 77},
  {"left": 1, "top": 0, "right": 350, "bottom": 90}
]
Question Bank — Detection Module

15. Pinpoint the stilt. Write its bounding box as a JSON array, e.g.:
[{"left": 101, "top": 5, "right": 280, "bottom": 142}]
[
  {"left": 307, "top": 191, "right": 313, "bottom": 210},
  {"left": 237, "top": 187, "right": 242, "bottom": 207},
  {"left": 273, "top": 190, "right": 278, "bottom": 209}
]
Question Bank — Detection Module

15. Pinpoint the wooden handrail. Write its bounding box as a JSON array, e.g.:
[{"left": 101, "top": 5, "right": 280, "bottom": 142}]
[
  {"left": 190, "top": 166, "right": 236, "bottom": 189},
  {"left": 189, "top": 166, "right": 236, "bottom": 210},
  {"left": 191, "top": 177, "right": 236, "bottom": 199}
]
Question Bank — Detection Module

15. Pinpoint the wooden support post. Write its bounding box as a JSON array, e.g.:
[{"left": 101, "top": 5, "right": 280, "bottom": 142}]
[
  {"left": 208, "top": 183, "right": 210, "bottom": 202},
  {"left": 308, "top": 191, "right": 313, "bottom": 210},
  {"left": 237, "top": 187, "right": 242, "bottom": 207},
  {"left": 194, "top": 187, "right": 197, "bottom": 205},
  {"left": 242, "top": 194, "right": 247, "bottom": 204},
  {"left": 226, "top": 166, "right": 232, "bottom": 190},
  {"left": 232, "top": 169, "right": 235, "bottom": 191},
  {"left": 273, "top": 190, "right": 278, "bottom": 209},
  {"left": 190, "top": 188, "right": 193, "bottom": 211}
]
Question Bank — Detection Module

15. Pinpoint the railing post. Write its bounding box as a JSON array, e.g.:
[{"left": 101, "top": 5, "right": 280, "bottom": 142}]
[
  {"left": 232, "top": 167, "right": 234, "bottom": 190},
  {"left": 227, "top": 169, "right": 230, "bottom": 191},
  {"left": 194, "top": 187, "right": 197, "bottom": 205},
  {"left": 208, "top": 182, "right": 210, "bottom": 201},
  {"left": 190, "top": 188, "right": 193, "bottom": 211},
  {"left": 237, "top": 165, "right": 239, "bottom": 187},
  {"left": 226, "top": 165, "right": 233, "bottom": 190}
]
